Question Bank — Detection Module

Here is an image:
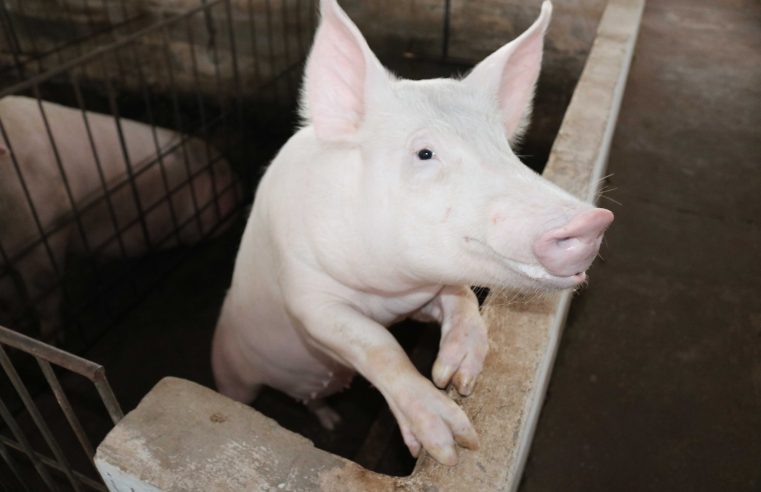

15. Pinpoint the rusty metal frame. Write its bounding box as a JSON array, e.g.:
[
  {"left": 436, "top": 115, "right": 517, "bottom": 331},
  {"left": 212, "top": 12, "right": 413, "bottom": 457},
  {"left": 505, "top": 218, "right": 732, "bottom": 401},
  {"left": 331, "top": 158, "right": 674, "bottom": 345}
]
[{"left": 0, "top": 324, "right": 122, "bottom": 491}]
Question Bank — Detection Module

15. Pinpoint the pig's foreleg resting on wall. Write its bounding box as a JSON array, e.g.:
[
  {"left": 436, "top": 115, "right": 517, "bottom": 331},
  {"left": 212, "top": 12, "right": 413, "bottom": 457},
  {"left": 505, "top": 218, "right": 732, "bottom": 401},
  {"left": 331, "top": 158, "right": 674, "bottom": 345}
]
[
  {"left": 290, "top": 299, "right": 479, "bottom": 466},
  {"left": 412, "top": 286, "right": 489, "bottom": 397}
]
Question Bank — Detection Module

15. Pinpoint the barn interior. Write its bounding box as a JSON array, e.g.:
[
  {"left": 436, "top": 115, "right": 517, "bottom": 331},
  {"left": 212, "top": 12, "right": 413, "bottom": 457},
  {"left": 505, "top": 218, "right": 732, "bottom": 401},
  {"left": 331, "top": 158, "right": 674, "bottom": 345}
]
[{"left": 0, "top": 0, "right": 759, "bottom": 491}]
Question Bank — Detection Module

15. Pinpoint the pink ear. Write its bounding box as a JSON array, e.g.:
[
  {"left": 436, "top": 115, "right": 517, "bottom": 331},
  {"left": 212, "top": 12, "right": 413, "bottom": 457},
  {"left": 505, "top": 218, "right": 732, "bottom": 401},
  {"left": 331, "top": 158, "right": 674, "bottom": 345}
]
[
  {"left": 464, "top": 1, "right": 552, "bottom": 144},
  {"left": 301, "top": 0, "right": 387, "bottom": 142}
]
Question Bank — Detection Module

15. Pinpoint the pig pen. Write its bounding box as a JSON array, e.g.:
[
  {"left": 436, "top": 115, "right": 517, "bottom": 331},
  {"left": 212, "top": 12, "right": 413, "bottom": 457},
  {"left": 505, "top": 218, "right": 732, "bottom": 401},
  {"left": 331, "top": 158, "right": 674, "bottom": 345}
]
[{"left": 0, "top": 0, "right": 644, "bottom": 490}]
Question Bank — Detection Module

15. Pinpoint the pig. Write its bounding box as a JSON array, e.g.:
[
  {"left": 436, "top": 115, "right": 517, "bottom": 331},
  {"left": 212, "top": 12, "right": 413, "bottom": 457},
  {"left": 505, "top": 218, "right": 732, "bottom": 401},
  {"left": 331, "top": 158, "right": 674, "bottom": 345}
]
[
  {"left": 0, "top": 95, "right": 240, "bottom": 342},
  {"left": 212, "top": 0, "right": 613, "bottom": 466}
]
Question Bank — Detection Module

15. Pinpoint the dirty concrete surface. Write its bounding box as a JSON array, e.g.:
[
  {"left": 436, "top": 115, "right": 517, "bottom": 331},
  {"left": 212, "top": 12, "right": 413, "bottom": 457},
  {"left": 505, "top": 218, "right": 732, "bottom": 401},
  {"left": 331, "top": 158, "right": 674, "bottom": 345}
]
[{"left": 521, "top": 1, "right": 761, "bottom": 491}]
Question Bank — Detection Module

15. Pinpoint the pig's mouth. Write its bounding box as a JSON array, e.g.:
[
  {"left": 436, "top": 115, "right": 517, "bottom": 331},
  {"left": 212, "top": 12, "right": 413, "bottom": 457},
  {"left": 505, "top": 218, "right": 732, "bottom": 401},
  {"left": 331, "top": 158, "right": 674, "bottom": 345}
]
[{"left": 464, "top": 236, "right": 586, "bottom": 289}]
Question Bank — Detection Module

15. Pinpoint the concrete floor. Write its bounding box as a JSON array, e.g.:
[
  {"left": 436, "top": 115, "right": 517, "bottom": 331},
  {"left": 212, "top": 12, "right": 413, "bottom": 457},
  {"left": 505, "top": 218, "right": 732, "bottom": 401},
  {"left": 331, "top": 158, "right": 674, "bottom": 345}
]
[{"left": 522, "top": 1, "right": 761, "bottom": 491}]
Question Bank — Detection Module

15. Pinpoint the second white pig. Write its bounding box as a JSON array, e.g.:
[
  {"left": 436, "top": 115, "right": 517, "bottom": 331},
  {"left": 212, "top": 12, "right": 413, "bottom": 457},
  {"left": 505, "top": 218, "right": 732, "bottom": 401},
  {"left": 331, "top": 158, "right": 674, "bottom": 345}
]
[{"left": 0, "top": 95, "right": 240, "bottom": 341}]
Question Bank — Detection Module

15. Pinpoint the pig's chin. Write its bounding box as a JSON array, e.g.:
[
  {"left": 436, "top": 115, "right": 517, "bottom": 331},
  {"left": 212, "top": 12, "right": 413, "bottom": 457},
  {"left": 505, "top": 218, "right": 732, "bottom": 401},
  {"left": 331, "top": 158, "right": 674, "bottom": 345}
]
[{"left": 464, "top": 236, "right": 586, "bottom": 290}]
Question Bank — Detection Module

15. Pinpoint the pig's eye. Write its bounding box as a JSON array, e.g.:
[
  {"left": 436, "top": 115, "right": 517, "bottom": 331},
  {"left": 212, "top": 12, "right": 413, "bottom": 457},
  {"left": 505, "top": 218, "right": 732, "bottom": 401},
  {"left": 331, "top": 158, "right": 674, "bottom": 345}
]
[{"left": 417, "top": 149, "right": 435, "bottom": 160}]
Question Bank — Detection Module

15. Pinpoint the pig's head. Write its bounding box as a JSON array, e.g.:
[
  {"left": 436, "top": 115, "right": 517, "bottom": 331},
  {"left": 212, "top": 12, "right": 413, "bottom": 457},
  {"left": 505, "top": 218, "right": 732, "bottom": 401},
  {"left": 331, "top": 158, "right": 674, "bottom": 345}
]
[{"left": 301, "top": 0, "right": 613, "bottom": 291}]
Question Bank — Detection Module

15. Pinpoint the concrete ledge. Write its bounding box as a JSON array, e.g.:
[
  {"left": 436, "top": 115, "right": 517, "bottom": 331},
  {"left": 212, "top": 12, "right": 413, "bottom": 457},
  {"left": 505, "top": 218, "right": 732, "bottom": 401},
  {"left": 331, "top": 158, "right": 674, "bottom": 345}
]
[{"left": 95, "top": 377, "right": 406, "bottom": 491}]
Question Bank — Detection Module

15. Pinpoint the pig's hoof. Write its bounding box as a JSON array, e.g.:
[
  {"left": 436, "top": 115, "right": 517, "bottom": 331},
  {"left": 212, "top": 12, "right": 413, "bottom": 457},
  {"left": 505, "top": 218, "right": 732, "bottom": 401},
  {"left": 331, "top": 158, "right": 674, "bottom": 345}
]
[
  {"left": 433, "top": 316, "right": 489, "bottom": 396},
  {"left": 395, "top": 383, "right": 479, "bottom": 466},
  {"left": 306, "top": 399, "right": 342, "bottom": 430}
]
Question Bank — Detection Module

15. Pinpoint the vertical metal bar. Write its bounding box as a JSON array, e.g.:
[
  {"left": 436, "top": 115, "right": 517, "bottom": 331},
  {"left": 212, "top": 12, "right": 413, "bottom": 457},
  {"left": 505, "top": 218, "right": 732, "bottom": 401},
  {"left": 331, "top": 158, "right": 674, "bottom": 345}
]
[
  {"left": 0, "top": 397, "right": 57, "bottom": 491},
  {"left": 69, "top": 69, "right": 129, "bottom": 258},
  {"left": 0, "top": 0, "right": 24, "bottom": 79},
  {"left": 104, "top": 76, "right": 154, "bottom": 251},
  {"left": 129, "top": 43, "right": 183, "bottom": 245},
  {"left": 203, "top": 3, "right": 227, "bottom": 223},
  {"left": 264, "top": 0, "right": 282, "bottom": 104},
  {"left": 309, "top": 0, "right": 316, "bottom": 47},
  {"left": 58, "top": 0, "right": 83, "bottom": 58},
  {"left": 247, "top": 0, "right": 262, "bottom": 87},
  {"left": 280, "top": 0, "right": 296, "bottom": 97},
  {"left": 294, "top": 0, "right": 305, "bottom": 56},
  {"left": 33, "top": 84, "right": 96, "bottom": 257},
  {"left": 223, "top": 0, "right": 243, "bottom": 122},
  {"left": 280, "top": 0, "right": 291, "bottom": 66},
  {"left": 184, "top": 15, "right": 217, "bottom": 223},
  {"left": 37, "top": 359, "right": 97, "bottom": 461},
  {"left": 0, "top": 440, "right": 30, "bottom": 492},
  {"left": 0, "top": 345, "right": 82, "bottom": 491},
  {"left": 80, "top": 0, "right": 96, "bottom": 36},
  {"left": 441, "top": 0, "right": 451, "bottom": 61},
  {"left": 160, "top": 23, "right": 204, "bottom": 237},
  {"left": 92, "top": 369, "right": 124, "bottom": 424},
  {"left": 12, "top": 0, "right": 42, "bottom": 73}
]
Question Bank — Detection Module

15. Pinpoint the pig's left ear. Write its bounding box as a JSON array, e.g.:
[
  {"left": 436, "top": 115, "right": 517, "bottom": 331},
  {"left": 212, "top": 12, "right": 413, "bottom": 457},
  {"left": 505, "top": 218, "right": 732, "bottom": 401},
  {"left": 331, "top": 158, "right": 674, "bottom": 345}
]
[
  {"left": 464, "top": 1, "right": 552, "bottom": 145},
  {"left": 300, "top": 0, "right": 391, "bottom": 143}
]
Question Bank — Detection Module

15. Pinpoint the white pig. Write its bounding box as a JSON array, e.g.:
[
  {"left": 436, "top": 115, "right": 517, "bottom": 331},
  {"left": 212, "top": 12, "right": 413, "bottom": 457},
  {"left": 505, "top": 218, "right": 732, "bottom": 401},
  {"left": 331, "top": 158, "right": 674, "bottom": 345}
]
[
  {"left": 212, "top": 0, "right": 613, "bottom": 465},
  {"left": 0, "top": 95, "right": 240, "bottom": 341}
]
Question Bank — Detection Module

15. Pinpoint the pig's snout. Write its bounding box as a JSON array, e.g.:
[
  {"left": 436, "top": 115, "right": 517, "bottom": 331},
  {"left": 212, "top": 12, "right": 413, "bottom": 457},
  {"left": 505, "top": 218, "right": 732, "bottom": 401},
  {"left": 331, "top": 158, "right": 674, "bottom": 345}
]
[{"left": 533, "top": 208, "right": 614, "bottom": 277}]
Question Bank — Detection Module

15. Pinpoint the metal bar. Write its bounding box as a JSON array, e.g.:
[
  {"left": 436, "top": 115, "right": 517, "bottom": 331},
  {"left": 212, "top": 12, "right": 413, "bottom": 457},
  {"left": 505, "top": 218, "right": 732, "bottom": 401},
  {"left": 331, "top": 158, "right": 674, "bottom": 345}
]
[
  {"left": 0, "top": 116, "right": 64, "bottom": 279},
  {"left": 441, "top": 0, "right": 451, "bottom": 60},
  {"left": 0, "top": 378, "right": 59, "bottom": 491},
  {"left": 0, "top": 0, "right": 225, "bottom": 99},
  {"left": 264, "top": 0, "right": 282, "bottom": 103},
  {"left": 223, "top": 0, "right": 243, "bottom": 126},
  {"left": 69, "top": 69, "right": 129, "bottom": 258},
  {"left": 33, "top": 84, "right": 96, "bottom": 257},
  {"left": 104, "top": 77, "right": 154, "bottom": 252},
  {"left": 92, "top": 370, "right": 123, "bottom": 425},
  {"left": 130, "top": 43, "right": 183, "bottom": 245},
  {"left": 0, "top": 345, "right": 83, "bottom": 491},
  {"left": 0, "top": 435, "right": 107, "bottom": 491},
  {"left": 204, "top": 2, "right": 227, "bottom": 223},
  {"left": 160, "top": 23, "right": 204, "bottom": 238},
  {"left": 246, "top": 0, "right": 263, "bottom": 86},
  {"left": 0, "top": 0, "right": 25, "bottom": 79},
  {"left": 0, "top": 439, "right": 29, "bottom": 491},
  {"left": 0, "top": 325, "right": 102, "bottom": 380},
  {"left": 37, "top": 359, "right": 96, "bottom": 460}
]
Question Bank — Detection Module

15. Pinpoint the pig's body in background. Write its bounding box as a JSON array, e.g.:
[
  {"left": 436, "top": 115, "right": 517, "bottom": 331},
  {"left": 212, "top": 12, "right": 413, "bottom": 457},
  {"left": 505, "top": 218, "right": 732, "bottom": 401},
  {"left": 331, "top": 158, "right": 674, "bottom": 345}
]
[
  {"left": 213, "top": 0, "right": 612, "bottom": 466},
  {"left": 0, "top": 95, "right": 240, "bottom": 340}
]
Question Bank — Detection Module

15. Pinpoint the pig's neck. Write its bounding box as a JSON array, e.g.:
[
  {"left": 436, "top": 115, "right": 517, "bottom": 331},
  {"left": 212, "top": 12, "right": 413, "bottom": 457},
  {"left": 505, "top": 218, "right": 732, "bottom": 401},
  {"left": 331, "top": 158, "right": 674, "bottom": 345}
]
[{"left": 273, "top": 128, "right": 433, "bottom": 296}]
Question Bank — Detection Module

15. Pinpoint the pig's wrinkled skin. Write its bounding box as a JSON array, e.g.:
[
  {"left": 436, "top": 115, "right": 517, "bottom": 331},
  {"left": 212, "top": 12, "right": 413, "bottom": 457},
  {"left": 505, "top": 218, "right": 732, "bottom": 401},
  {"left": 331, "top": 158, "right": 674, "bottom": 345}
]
[
  {"left": 0, "top": 95, "right": 239, "bottom": 341},
  {"left": 212, "top": 0, "right": 613, "bottom": 466}
]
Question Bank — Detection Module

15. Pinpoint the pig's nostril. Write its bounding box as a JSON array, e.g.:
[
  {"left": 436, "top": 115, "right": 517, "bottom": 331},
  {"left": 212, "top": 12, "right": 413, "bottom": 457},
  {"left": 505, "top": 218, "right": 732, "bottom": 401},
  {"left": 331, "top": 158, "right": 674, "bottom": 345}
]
[{"left": 533, "top": 207, "right": 613, "bottom": 277}]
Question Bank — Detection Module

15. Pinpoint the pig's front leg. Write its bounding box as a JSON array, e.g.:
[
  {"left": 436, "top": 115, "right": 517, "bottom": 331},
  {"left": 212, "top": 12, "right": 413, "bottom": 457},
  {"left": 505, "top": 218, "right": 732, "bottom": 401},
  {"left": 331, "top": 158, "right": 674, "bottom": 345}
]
[
  {"left": 415, "top": 286, "right": 488, "bottom": 397},
  {"left": 291, "top": 299, "right": 478, "bottom": 465}
]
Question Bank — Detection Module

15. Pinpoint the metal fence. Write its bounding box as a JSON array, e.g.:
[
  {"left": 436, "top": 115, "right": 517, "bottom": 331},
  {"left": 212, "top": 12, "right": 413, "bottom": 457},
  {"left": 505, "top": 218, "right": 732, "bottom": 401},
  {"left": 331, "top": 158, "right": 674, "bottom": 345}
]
[
  {"left": 0, "top": 323, "right": 122, "bottom": 491},
  {"left": 0, "top": 0, "right": 146, "bottom": 87},
  {"left": 0, "top": 0, "right": 316, "bottom": 489}
]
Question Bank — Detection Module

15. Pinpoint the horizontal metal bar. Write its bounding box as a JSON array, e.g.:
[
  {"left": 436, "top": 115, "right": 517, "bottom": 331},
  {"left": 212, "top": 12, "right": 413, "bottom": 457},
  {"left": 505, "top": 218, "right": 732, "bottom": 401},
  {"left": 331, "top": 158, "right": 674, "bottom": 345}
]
[{"left": 0, "top": 325, "right": 103, "bottom": 380}]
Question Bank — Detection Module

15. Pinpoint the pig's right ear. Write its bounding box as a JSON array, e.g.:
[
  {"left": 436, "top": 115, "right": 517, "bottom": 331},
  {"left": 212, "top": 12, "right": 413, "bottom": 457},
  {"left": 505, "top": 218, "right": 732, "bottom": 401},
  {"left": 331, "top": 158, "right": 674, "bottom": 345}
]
[
  {"left": 464, "top": 1, "right": 552, "bottom": 145},
  {"left": 300, "top": 0, "right": 391, "bottom": 143}
]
